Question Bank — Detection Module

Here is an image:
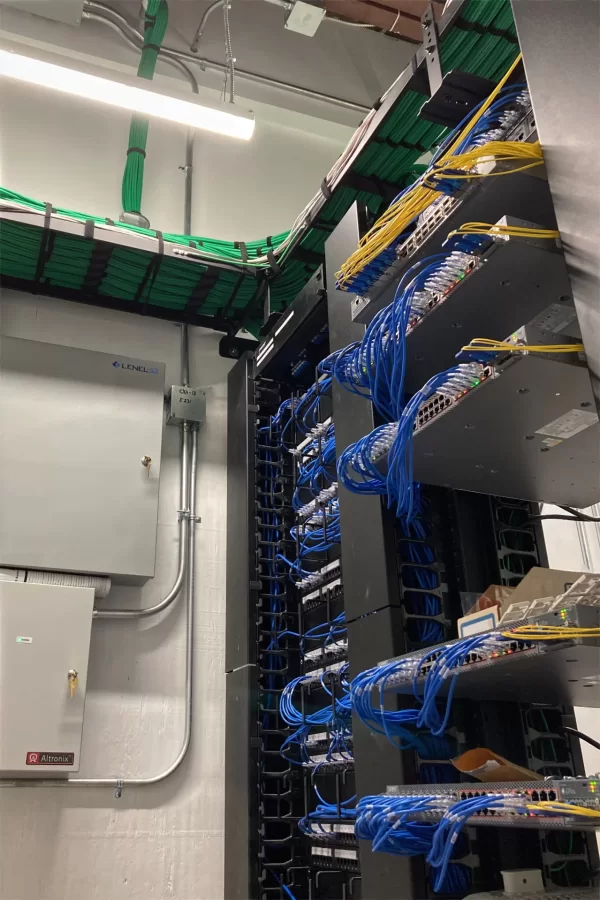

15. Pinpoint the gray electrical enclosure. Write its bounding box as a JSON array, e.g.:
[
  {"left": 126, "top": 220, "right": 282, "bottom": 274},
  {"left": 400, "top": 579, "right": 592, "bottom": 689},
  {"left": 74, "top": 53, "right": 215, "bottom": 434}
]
[
  {"left": 0, "top": 581, "right": 94, "bottom": 775},
  {"left": 0, "top": 336, "right": 165, "bottom": 581}
]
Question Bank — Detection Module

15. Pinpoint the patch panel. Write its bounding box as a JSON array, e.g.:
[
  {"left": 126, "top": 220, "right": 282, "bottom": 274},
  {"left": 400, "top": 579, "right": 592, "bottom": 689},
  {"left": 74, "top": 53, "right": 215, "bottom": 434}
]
[
  {"left": 303, "top": 660, "right": 348, "bottom": 683},
  {"left": 306, "top": 732, "right": 354, "bottom": 751},
  {"left": 310, "top": 846, "right": 359, "bottom": 871},
  {"left": 301, "top": 578, "right": 343, "bottom": 612},
  {"left": 304, "top": 639, "right": 348, "bottom": 670},
  {"left": 298, "top": 559, "right": 342, "bottom": 594},
  {"left": 303, "top": 753, "right": 354, "bottom": 770},
  {"left": 297, "top": 483, "right": 339, "bottom": 521}
]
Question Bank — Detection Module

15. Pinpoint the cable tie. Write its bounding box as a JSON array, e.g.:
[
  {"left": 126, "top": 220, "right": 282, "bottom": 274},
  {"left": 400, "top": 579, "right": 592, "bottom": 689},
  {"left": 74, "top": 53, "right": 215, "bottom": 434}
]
[
  {"left": 127, "top": 147, "right": 147, "bottom": 158},
  {"left": 142, "top": 43, "right": 162, "bottom": 53},
  {"left": 155, "top": 230, "right": 164, "bottom": 255},
  {"left": 320, "top": 179, "right": 332, "bottom": 201},
  {"left": 84, "top": 219, "right": 95, "bottom": 240}
]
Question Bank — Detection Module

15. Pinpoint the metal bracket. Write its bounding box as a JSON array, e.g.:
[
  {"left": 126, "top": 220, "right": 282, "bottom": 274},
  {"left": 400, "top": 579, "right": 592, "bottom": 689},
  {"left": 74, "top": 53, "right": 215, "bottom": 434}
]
[
  {"left": 115, "top": 779, "right": 124, "bottom": 799},
  {"left": 421, "top": 3, "right": 443, "bottom": 97}
]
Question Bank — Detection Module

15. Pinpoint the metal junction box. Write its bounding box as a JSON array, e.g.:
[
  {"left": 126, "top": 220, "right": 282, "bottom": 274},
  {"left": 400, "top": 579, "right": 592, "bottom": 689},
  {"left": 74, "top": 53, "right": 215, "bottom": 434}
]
[
  {"left": 0, "top": 581, "right": 94, "bottom": 776},
  {"left": 0, "top": 336, "right": 165, "bottom": 581},
  {"left": 167, "top": 385, "right": 206, "bottom": 425}
]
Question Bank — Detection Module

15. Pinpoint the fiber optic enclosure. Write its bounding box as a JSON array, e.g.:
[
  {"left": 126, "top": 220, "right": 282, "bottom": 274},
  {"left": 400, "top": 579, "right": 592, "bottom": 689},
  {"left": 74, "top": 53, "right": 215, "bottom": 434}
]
[
  {"left": 0, "top": 336, "right": 165, "bottom": 581},
  {"left": 0, "top": 581, "right": 94, "bottom": 776}
]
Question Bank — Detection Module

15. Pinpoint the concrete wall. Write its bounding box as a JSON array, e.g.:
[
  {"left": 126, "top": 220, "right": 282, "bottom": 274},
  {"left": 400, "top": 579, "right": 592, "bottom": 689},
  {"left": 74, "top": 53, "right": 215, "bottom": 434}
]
[
  {"left": 0, "top": 48, "right": 350, "bottom": 897},
  {"left": 0, "top": 289, "right": 234, "bottom": 900}
]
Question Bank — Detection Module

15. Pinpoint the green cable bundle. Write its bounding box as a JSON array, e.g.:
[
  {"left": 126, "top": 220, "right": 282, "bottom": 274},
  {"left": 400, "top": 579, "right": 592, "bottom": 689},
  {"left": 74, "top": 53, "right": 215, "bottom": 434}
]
[
  {"left": 121, "top": 0, "right": 169, "bottom": 216},
  {"left": 0, "top": 0, "right": 522, "bottom": 328}
]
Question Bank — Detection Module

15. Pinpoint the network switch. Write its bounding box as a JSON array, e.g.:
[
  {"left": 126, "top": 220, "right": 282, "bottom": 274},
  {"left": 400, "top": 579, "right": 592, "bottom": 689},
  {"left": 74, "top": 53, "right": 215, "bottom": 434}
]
[
  {"left": 382, "top": 777, "right": 600, "bottom": 828},
  {"left": 411, "top": 352, "right": 599, "bottom": 507},
  {"left": 376, "top": 603, "right": 600, "bottom": 707},
  {"left": 351, "top": 101, "right": 552, "bottom": 324}
]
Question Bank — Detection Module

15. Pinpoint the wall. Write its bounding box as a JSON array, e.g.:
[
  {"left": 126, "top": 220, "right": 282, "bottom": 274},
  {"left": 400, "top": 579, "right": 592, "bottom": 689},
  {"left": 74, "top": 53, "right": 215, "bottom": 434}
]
[
  {"left": 0, "top": 77, "right": 350, "bottom": 239},
  {"left": 0, "top": 37, "right": 352, "bottom": 896},
  {"left": 0, "top": 289, "right": 234, "bottom": 900}
]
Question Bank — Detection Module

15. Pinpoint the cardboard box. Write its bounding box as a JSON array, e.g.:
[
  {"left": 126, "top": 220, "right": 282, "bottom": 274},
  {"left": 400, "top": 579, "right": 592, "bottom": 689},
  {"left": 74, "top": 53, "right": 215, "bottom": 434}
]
[{"left": 458, "top": 567, "right": 587, "bottom": 634}]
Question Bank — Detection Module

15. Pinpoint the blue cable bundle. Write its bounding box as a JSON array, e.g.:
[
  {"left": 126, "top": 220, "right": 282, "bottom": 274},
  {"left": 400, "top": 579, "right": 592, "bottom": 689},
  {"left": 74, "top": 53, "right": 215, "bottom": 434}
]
[
  {"left": 291, "top": 425, "right": 336, "bottom": 511},
  {"left": 350, "top": 630, "right": 505, "bottom": 746},
  {"left": 298, "top": 786, "right": 357, "bottom": 837},
  {"left": 338, "top": 363, "right": 484, "bottom": 524},
  {"left": 279, "top": 665, "right": 353, "bottom": 765},
  {"left": 301, "top": 612, "right": 346, "bottom": 655},
  {"left": 355, "top": 794, "right": 472, "bottom": 894}
]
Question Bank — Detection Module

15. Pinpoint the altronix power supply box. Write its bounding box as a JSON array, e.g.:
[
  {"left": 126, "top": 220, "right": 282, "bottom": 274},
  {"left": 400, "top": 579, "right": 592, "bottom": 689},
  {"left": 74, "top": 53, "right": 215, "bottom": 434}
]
[
  {"left": 0, "top": 581, "right": 94, "bottom": 776},
  {"left": 0, "top": 336, "right": 165, "bottom": 581}
]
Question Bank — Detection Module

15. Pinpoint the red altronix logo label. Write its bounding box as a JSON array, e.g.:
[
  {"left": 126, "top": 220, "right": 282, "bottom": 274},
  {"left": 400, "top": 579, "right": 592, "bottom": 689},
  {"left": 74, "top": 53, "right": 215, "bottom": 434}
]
[{"left": 26, "top": 751, "right": 75, "bottom": 765}]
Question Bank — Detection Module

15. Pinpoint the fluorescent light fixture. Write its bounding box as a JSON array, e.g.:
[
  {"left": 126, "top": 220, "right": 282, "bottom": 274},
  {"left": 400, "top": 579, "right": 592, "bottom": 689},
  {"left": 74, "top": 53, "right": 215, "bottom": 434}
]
[{"left": 0, "top": 47, "right": 255, "bottom": 140}]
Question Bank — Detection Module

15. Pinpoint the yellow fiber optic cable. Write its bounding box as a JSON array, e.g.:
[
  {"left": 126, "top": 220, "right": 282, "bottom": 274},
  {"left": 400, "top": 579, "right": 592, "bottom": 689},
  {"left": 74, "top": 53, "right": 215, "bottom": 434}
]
[
  {"left": 461, "top": 338, "right": 584, "bottom": 355},
  {"left": 336, "top": 54, "right": 529, "bottom": 290},
  {"left": 447, "top": 222, "right": 560, "bottom": 241},
  {"left": 526, "top": 802, "right": 600, "bottom": 819}
]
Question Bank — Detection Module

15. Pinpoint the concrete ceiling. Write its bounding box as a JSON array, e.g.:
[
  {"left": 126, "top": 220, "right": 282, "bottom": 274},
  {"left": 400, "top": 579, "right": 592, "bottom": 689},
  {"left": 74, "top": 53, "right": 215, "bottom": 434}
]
[
  {"left": 0, "top": 0, "right": 421, "bottom": 128},
  {"left": 109, "top": 0, "right": 418, "bottom": 118}
]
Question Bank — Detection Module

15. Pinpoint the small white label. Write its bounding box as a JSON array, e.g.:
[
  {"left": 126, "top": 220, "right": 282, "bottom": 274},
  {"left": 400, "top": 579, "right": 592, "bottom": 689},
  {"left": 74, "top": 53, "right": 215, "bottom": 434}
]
[
  {"left": 541, "top": 436, "right": 563, "bottom": 449},
  {"left": 16, "top": 636, "right": 32, "bottom": 644},
  {"left": 536, "top": 408, "right": 598, "bottom": 440},
  {"left": 529, "top": 303, "right": 577, "bottom": 335}
]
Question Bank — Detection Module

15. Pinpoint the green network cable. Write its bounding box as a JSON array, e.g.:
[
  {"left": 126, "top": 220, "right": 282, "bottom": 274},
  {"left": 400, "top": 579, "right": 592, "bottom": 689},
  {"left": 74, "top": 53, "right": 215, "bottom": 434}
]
[
  {"left": 0, "top": 0, "right": 521, "bottom": 328},
  {"left": 121, "top": 0, "right": 169, "bottom": 217}
]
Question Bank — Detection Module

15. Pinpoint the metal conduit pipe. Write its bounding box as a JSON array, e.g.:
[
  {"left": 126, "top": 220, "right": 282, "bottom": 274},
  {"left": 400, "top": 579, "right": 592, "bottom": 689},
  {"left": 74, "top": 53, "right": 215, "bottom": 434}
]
[
  {"left": 190, "top": 0, "right": 292, "bottom": 54},
  {"left": 83, "top": 1, "right": 370, "bottom": 114},
  {"left": 189, "top": 0, "right": 224, "bottom": 53},
  {"left": 180, "top": 323, "right": 191, "bottom": 388}
]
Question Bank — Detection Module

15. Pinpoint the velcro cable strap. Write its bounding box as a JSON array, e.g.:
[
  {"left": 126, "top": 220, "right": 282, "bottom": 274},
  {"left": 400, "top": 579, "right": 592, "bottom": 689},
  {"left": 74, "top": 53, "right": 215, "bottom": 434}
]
[
  {"left": 43, "top": 202, "right": 53, "bottom": 230},
  {"left": 234, "top": 241, "right": 248, "bottom": 261},
  {"left": 267, "top": 250, "right": 281, "bottom": 275},
  {"left": 34, "top": 203, "right": 56, "bottom": 285}
]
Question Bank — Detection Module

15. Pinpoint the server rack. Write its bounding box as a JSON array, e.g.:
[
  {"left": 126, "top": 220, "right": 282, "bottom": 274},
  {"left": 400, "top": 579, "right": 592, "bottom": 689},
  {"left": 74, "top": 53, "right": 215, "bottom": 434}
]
[
  {"left": 225, "top": 278, "right": 598, "bottom": 900},
  {"left": 225, "top": 6, "right": 599, "bottom": 898}
]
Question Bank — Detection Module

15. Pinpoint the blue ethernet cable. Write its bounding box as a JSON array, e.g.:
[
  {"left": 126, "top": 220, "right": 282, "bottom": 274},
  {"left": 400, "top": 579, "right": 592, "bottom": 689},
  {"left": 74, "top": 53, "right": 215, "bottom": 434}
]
[{"left": 267, "top": 870, "right": 298, "bottom": 900}]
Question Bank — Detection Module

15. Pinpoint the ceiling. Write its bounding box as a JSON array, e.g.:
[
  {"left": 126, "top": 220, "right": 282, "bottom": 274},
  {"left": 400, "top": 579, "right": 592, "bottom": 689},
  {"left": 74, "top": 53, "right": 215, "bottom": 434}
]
[
  {"left": 0, "top": 0, "right": 427, "bottom": 126},
  {"left": 324, "top": 0, "right": 443, "bottom": 41}
]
